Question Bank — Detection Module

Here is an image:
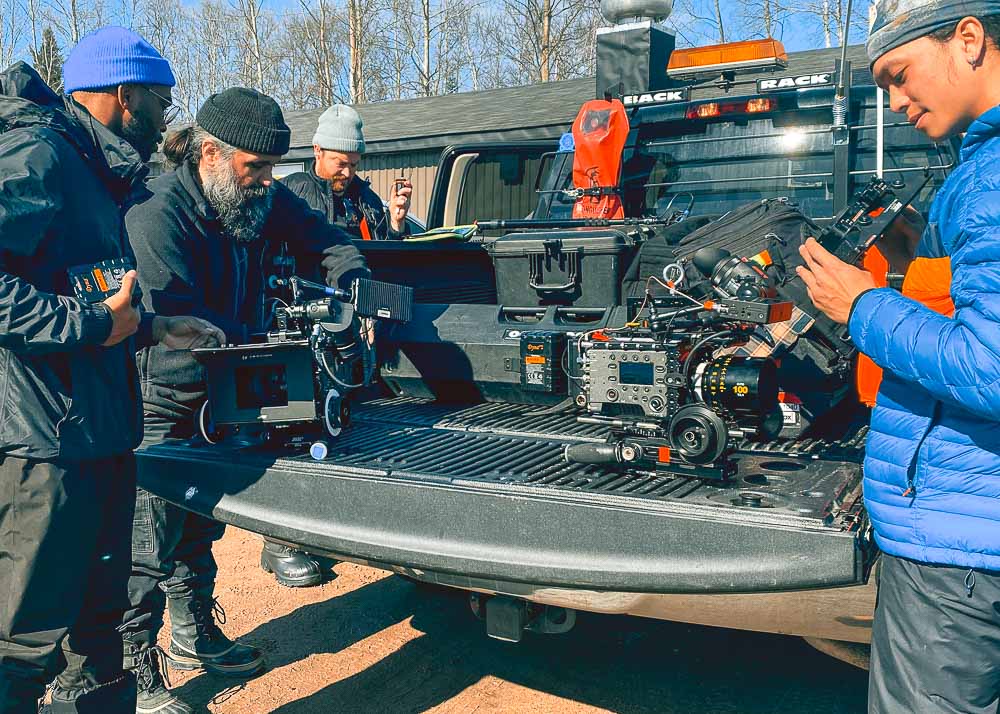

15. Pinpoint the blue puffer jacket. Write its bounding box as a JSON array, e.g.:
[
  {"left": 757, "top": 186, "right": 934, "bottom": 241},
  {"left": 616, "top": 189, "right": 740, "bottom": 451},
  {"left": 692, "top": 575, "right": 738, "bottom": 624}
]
[{"left": 849, "top": 105, "right": 1000, "bottom": 571}]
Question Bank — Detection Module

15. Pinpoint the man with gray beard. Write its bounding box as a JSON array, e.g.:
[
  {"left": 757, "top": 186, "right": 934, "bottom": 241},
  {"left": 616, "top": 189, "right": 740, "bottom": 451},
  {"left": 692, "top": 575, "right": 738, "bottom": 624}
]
[{"left": 121, "top": 88, "right": 367, "bottom": 714}]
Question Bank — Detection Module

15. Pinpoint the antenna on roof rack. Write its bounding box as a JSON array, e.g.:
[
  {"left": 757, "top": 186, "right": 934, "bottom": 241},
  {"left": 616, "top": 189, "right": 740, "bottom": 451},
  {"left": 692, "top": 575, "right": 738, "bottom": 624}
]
[
  {"left": 832, "top": 0, "right": 854, "bottom": 147},
  {"left": 829, "top": 0, "right": 856, "bottom": 211},
  {"left": 835, "top": 0, "right": 854, "bottom": 98}
]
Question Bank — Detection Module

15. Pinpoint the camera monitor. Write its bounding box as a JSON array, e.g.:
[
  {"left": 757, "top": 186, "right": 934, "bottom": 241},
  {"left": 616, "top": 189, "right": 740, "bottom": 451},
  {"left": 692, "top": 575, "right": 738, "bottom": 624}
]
[{"left": 195, "top": 340, "right": 318, "bottom": 427}]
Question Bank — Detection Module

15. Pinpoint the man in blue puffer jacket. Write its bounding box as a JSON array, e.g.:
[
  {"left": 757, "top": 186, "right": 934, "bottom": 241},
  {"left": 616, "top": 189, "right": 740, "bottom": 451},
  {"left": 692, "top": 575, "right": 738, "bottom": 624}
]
[{"left": 797, "top": 3, "right": 1000, "bottom": 712}]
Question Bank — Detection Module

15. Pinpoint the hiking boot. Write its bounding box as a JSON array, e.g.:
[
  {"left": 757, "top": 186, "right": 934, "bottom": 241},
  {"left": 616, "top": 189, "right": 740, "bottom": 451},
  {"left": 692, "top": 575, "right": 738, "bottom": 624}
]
[
  {"left": 259, "top": 541, "right": 324, "bottom": 588},
  {"left": 47, "top": 674, "right": 136, "bottom": 713},
  {"left": 163, "top": 597, "right": 264, "bottom": 677},
  {"left": 125, "top": 641, "right": 191, "bottom": 714}
]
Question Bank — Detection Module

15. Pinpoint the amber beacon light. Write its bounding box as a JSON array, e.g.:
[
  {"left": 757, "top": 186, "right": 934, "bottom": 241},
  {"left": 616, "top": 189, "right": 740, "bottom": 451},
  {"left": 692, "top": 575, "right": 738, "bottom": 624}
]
[{"left": 667, "top": 39, "right": 788, "bottom": 77}]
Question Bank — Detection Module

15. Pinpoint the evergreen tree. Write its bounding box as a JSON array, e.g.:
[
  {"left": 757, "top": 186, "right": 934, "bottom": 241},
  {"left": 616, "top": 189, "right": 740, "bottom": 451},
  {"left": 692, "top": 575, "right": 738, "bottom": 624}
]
[{"left": 33, "top": 27, "right": 63, "bottom": 93}]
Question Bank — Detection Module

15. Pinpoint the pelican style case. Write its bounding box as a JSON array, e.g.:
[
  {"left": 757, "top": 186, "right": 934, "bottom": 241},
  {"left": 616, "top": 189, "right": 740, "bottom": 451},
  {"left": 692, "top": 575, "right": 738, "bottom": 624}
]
[{"left": 485, "top": 229, "right": 636, "bottom": 308}]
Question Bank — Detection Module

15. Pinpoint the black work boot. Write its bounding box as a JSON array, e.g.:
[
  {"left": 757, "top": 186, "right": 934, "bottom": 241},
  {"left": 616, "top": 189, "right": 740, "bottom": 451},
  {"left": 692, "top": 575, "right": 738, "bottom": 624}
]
[
  {"left": 259, "top": 541, "right": 324, "bottom": 587},
  {"left": 163, "top": 597, "right": 264, "bottom": 677},
  {"left": 124, "top": 641, "right": 192, "bottom": 714},
  {"left": 47, "top": 673, "right": 136, "bottom": 713}
]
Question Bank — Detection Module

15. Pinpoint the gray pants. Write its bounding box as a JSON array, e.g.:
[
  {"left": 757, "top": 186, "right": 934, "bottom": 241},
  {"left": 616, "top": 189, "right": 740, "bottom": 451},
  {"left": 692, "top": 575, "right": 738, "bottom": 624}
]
[
  {"left": 0, "top": 454, "right": 136, "bottom": 714},
  {"left": 120, "top": 486, "right": 226, "bottom": 648},
  {"left": 120, "top": 418, "right": 226, "bottom": 649},
  {"left": 870, "top": 553, "right": 1000, "bottom": 713}
]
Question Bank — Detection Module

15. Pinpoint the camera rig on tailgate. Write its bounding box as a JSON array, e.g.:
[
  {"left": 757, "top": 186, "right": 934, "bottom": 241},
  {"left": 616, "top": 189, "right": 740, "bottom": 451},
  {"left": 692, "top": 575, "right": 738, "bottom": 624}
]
[
  {"left": 193, "top": 276, "right": 413, "bottom": 452},
  {"left": 564, "top": 174, "right": 929, "bottom": 480},
  {"left": 565, "top": 271, "right": 791, "bottom": 480}
]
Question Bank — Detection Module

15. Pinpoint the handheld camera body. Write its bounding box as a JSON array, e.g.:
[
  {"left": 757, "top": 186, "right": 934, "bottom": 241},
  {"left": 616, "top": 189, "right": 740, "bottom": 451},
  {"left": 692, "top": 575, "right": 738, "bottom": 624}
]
[{"left": 565, "top": 175, "right": 928, "bottom": 480}]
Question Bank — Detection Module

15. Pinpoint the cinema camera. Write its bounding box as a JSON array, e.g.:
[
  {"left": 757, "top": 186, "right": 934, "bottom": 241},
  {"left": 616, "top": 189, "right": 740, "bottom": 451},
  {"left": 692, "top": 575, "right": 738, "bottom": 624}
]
[
  {"left": 193, "top": 276, "right": 413, "bottom": 450},
  {"left": 564, "top": 275, "right": 791, "bottom": 481},
  {"left": 565, "top": 174, "right": 929, "bottom": 480}
]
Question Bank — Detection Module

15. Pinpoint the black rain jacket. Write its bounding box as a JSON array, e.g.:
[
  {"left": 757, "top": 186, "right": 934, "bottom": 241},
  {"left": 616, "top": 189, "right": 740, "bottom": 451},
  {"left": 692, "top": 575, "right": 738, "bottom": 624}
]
[
  {"left": 129, "top": 161, "right": 369, "bottom": 426},
  {"left": 282, "top": 168, "right": 406, "bottom": 240},
  {"left": 0, "top": 62, "right": 151, "bottom": 462}
]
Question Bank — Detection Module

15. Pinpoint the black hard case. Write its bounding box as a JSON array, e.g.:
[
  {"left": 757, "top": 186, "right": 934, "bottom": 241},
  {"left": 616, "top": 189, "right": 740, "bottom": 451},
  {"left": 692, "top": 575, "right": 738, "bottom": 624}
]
[{"left": 485, "top": 229, "right": 636, "bottom": 308}]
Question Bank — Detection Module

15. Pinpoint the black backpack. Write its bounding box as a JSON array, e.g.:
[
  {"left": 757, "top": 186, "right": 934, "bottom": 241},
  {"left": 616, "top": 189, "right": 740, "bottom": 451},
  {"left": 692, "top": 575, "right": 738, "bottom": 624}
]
[{"left": 622, "top": 199, "right": 856, "bottom": 378}]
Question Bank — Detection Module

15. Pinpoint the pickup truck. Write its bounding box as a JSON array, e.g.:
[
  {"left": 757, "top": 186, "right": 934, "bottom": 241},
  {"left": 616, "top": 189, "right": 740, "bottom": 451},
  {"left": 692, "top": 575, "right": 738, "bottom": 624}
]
[{"left": 136, "top": 38, "right": 954, "bottom": 667}]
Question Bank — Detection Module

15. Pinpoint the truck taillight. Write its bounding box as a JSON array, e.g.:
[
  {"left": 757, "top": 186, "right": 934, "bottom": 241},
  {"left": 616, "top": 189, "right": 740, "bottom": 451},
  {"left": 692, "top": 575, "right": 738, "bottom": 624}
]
[
  {"left": 746, "top": 98, "right": 775, "bottom": 113},
  {"left": 689, "top": 103, "right": 720, "bottom": 119},
  {"left": 686, "top": 98, "right": 776, "bottom": 120}
]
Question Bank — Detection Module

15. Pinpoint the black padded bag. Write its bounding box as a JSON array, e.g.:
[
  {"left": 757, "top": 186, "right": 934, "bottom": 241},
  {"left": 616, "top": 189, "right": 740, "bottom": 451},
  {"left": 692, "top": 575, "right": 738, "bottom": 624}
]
[
  {"left": 671, "top": 199, "right": 856, "bottom": 367},
  {"left": 621, "top": 215, "right": 716, "bottom": 298}
]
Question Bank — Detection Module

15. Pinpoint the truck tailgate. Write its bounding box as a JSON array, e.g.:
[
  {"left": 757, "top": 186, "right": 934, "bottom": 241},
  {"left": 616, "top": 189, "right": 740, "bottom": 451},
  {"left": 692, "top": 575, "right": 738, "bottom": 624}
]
[{"left": 136, "top": 397, "right": 871, "bottom": 594}]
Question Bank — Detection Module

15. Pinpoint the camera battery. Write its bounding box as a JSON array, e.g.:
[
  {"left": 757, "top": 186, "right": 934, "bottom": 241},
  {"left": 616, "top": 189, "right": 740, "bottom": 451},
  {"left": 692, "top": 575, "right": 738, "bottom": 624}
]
[
  {"left": 519, "top": 331, "right": 567, "bottom": 393},
  {"left": 67, "top": 257, "right": 135, "bottom": 303}
]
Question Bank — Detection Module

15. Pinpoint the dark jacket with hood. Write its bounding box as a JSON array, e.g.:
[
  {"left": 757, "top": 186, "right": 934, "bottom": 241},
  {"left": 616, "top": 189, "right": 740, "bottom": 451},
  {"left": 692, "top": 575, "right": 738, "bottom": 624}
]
[
  {"left": 0, "top": 62, "right": 151, "bottom": 462},
  {"left": 128, "top": 160, "right": 369, "bottom": 427},
  {"left": 282, "top": 168, "right": 407, "bottom": 240}
]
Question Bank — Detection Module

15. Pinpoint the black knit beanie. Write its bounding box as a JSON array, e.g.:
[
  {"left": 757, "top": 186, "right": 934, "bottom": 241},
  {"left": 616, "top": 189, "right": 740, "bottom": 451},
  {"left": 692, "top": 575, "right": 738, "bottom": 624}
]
[{"left": 196, "top": 87, "right": 291, "bottom": 155}]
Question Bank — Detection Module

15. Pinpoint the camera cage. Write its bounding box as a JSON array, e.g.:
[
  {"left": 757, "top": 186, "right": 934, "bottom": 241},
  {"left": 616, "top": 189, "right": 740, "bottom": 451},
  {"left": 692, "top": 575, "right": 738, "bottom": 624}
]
[{"left": 192, "top": 276, "right": 413, "bottom": 447}]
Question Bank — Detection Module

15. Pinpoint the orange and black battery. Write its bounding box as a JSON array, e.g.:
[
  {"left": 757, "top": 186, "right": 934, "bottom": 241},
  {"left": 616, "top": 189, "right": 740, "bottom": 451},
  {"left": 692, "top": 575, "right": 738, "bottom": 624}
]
[
  {"left": 67, "top": 257, "right": 135, "bottom": 303},
  {"left": 519, "top": 331, "right": 567, "bottom": 393}
]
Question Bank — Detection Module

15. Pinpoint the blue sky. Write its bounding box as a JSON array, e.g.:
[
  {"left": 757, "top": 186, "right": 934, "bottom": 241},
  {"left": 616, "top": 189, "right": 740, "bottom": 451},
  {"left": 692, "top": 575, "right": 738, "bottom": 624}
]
[{"left": 661, "top": 0, "right": 871, "bottom": 53}]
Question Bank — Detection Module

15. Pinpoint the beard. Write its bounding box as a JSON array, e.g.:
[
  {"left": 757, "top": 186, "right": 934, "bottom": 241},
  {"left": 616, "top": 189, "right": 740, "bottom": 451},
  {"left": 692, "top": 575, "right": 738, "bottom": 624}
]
[
  {"left": 329, "top": 176, "right": 350, "bottom": 194},
  {"left": 202, "top": 159, "right": 274, "bottom": 244},
  {"left": 121, "top": 111, "right": 161, "bottom": 162}
]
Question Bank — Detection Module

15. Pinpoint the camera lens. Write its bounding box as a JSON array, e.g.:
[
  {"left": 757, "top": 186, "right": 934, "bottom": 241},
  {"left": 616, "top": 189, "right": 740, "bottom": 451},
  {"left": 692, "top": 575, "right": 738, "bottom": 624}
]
[{"left": 700, "top": 356, "right": 778, "bottom": 415}]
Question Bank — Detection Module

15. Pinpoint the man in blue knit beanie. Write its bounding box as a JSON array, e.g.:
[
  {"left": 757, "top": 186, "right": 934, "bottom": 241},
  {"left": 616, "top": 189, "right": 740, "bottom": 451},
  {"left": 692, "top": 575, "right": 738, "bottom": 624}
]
[
  {"left": 0, "top": 26, "right": 223, "bottom": 714},
  {"left": 61, "top": 26, "right": 178, "bottom": 161}
]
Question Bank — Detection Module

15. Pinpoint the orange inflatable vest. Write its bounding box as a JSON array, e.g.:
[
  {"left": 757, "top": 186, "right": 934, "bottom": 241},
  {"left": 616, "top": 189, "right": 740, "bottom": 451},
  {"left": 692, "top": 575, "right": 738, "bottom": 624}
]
[{"left": 570, "top": 99, "right": 629, "bottom": 220}]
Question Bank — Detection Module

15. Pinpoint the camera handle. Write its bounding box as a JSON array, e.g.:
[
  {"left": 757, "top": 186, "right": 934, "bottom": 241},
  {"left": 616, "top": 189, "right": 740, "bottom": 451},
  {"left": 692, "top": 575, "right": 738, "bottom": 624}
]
[{"left": 268, "top": 275, "right": 351, "bottom": 304}]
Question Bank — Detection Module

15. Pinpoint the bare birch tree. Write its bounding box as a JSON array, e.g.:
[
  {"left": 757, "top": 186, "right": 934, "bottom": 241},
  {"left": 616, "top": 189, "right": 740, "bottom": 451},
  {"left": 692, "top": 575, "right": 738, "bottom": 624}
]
[
  {"left": 0, "top": 0, "right": 25, "bottom": 68},
  {"left": 503, "top": 0, "right": 601, "bottom": 84},
  {"left": 279, "top": 0, "right": 343, "bottom": 107},
  {"left": 739, "top": 0, "right": 790, "bottom": 39},
  {"left": 232, "top": 0, "right": 267, "bottom": 89},
  {"left": 463, "top": 6, "right": 512, "bottom": 90},
  {"left": 671, "top": 0, "right": 728, "bottom": 44},
  {"left": 387, "top": 0, "right": 414, "bottom": 98},
  {"left": 346, "top": 0, "right": 363, "bottom": 101}
]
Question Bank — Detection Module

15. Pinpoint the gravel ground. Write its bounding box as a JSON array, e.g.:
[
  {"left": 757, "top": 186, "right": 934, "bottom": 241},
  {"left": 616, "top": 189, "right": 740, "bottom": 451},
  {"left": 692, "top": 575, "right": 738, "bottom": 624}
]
[{"left": 158, "top": 527, "right": 869, "bottom": 714}]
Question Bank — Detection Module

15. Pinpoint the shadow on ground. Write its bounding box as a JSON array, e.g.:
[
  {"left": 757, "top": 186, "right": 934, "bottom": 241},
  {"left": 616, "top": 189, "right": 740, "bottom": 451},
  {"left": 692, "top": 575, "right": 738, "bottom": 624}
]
[{"left": 169, "top": 574, "right": 868, "bottom": 714}]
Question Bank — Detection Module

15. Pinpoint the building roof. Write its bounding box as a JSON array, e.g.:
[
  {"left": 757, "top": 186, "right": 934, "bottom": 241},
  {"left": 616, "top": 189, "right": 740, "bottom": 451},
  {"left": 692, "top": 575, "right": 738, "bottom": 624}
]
[{"left": 283, "top": 43, "right": 872, "bottom": 159}]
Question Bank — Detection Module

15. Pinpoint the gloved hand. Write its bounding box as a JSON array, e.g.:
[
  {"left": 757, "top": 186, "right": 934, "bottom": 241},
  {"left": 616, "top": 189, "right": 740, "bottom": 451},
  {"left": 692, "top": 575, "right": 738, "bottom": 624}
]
[
  {"left": 153, "top": 316, "right": 226, "bottom": 350},
  {"left": 320, "top": 244, "right": 370, "bottom": 289}
]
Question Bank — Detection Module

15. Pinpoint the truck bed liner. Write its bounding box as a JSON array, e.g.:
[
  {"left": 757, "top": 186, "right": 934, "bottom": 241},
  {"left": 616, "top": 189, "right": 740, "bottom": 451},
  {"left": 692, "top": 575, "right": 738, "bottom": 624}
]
[
  {"left": 136, "top": 397, "right": 871, "bottom": 593},
  {"left": 343, "top": 397, "right": 865, "bottom": 523}
]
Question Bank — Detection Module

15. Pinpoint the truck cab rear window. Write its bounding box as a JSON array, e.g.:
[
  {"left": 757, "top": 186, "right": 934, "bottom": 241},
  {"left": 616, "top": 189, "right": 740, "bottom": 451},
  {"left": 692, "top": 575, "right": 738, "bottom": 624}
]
[{"left": 538, "top": 98, "right": 954, "bottom": 222}]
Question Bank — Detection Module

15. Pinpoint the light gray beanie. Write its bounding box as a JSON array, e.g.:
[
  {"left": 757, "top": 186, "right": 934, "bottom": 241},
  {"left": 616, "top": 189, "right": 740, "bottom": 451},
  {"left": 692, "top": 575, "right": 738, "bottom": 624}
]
[
  {"left": 867, "top": 0, "right": 1000, "bottom": 63},
  {"left": 313, "top": 104, "right": 366, "bottom": 153}
]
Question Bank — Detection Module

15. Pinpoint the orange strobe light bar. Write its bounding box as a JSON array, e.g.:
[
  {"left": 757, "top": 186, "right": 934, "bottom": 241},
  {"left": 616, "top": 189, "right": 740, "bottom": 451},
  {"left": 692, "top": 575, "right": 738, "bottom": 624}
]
[{"left": 667, "top": 39, "right": 788, "bottom": 77}]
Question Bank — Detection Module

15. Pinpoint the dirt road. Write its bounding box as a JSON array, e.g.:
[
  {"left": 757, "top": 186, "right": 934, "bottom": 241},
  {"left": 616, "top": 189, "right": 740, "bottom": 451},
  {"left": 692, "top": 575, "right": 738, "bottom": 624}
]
[{"left": 161, "top": 527, "right": 868, "bottom": 713}]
